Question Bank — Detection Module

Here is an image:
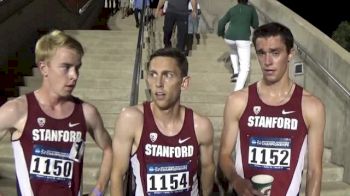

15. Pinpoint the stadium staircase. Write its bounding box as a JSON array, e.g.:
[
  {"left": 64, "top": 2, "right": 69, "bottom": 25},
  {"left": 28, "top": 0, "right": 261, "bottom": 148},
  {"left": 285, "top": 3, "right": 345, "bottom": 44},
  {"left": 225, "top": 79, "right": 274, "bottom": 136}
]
[{"left": 1, "top": 11, "right": 350, "bottom": 196}]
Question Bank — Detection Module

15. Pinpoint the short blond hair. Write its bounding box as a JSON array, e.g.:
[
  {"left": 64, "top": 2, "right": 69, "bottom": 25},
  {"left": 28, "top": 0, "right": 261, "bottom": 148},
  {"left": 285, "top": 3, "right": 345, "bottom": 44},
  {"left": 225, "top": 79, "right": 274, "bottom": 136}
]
[{"left": 35, "top": 30, "right": 84, "bottom": 64}]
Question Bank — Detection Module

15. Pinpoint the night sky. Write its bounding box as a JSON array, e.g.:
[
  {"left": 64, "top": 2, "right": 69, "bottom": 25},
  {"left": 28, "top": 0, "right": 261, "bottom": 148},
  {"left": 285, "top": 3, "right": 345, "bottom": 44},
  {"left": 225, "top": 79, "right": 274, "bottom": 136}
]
[{"left": 277, "top": 0, "right": 350, "bottom": 37}]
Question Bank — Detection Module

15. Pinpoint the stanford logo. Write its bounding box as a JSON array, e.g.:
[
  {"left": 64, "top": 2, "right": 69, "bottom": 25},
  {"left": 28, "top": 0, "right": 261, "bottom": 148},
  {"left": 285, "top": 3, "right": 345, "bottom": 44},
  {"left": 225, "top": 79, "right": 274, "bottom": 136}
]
[
  {"left": 253, "top": 106, "right": 261, "bottom": 115},
  {"left": 150, "top": 132, "right": 158, "bottom": 143},
  {"left": 37, "top": 117, "right": 46, "bottom": 127}
]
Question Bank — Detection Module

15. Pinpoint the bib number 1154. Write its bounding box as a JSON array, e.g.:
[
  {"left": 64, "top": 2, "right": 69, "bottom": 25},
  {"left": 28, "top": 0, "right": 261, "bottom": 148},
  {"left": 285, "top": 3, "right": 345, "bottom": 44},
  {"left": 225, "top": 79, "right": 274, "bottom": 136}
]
[{"left": 147, "top": 172, "right": 189, "bottom": 193}]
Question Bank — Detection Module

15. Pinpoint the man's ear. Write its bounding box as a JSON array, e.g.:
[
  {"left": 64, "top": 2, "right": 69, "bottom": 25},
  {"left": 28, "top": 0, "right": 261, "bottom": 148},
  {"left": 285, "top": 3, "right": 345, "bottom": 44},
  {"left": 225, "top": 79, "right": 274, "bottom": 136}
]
[
  {"left": 288, "top": 48, "right": 295, "bottom": 62},
  {"left": 181, "top": 76, "right": 190, "bottom": 90},
  {"left": 37, "top": 61, "right": 48, "bottom": 77}
]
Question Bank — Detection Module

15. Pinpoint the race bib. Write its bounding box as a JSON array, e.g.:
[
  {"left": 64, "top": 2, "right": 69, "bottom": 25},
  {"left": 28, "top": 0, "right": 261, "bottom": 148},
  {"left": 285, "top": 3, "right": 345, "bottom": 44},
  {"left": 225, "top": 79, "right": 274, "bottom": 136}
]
[
  {"left": 248, "top": 137, "right": 291, "bottom": 170},
  {"left": 147, "top": 162, "right": 190, "bottom": 195},
  {"left": 29, "top": 145, "right": 73, "bottom": 183}
]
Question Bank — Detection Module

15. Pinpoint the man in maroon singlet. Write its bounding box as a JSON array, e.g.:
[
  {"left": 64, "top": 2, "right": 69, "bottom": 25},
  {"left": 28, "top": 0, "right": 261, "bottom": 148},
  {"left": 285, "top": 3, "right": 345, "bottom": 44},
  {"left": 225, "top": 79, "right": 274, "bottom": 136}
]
[
  {"left": 111, "top": 48, "right": 215, "bottom": 195},
  {"left": 0, "top": 30, "right": 112, "bottom": 196},
  {"left": 219, "top": 22, "right": 325, "bottom": 196}
]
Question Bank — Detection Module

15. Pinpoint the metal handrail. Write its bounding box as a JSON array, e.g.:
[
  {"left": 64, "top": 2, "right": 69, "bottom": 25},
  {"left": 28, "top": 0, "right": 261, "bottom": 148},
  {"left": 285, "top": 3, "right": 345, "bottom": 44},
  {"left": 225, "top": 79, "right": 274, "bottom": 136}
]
[
  {"left": 78, "top": 0, "right": 95, "bottom": 14},
  {"left": 129, "top": 0, "right": 148, "bottom": 106},
  {"left": 295, "top": 42, "right": 350, "bottom": 98},
  {"left": 253, "top": 5, "right": 350, "bottom": 98}
]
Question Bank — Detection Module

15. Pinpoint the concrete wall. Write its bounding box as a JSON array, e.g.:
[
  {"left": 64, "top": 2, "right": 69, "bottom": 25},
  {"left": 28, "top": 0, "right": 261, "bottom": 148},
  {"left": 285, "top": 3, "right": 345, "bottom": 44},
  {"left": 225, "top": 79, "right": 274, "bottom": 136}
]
[{"left": 200, "top": 0, "right": 350, "bottom": 183}]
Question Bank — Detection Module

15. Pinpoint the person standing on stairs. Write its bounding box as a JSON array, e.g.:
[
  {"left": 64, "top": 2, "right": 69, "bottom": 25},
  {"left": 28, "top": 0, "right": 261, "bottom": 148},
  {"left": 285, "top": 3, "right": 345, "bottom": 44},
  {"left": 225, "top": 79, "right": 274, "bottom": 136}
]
[
  {"left": 120, "top": 0, "right": 130, "bottom": 19},
  {"left": 217, "top": 0, "right": 259, "bottom": 91},
  {"left": 133, "top": 0, "right": 152, "bottom": 28},
  {"left": 111, "top": 48, "right": 215, "bottom": 195},
  {"left": 185, "top": 0, "right": 201, "bottom": 56},
  {"left": 156, "top": 0, "right": 198, "bottom": 55},
  {"left": 219, "top": 22, "right": 325, "bottom": 196},
  {"left": 0, "top": 30, "right": 113, "bottom": 196}
]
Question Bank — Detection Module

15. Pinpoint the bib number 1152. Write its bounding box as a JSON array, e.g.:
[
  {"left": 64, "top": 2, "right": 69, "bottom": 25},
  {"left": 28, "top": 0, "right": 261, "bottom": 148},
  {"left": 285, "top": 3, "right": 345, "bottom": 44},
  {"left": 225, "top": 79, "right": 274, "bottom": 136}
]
[{"left": 248, "top": 147, "right": 290, "bottom": 169}]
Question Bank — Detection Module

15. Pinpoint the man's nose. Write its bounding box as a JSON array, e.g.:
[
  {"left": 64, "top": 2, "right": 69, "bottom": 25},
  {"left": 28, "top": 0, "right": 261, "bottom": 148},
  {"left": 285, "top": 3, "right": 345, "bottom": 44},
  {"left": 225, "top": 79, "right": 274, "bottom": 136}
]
[
  {"left": 69, "top": 68, "right": 79, "bottom": 80},
  {"left": 263, "top": 54, "right": 273, "bottom": 66},
  {"left": 156, "top": 75, "right": 164, "bottom": 87}
]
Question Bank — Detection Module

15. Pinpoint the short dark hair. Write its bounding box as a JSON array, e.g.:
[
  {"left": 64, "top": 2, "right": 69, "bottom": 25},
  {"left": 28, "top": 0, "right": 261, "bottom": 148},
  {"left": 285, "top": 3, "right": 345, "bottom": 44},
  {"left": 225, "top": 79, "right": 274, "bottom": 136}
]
[
  {"left": 147, "top": 48, "right": 188, "bottom": 77},
  {"left": 238, "top": 0, "right": 248, "bottom": 4},
  {"left": 252, "top": 22, "right": 294, "bottom": 53}
]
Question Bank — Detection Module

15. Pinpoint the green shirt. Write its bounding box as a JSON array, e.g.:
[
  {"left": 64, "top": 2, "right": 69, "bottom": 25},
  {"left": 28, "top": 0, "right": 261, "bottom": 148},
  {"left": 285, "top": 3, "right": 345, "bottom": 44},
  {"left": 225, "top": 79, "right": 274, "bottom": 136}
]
[{"left": 217, "top": 3, "right": 259, "bottom": 40}]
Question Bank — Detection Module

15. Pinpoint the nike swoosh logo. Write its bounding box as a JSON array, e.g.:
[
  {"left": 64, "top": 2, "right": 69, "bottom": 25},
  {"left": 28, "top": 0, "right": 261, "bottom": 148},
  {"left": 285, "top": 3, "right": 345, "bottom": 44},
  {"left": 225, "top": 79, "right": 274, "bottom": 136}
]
[
  {"left": 178, "top": 137, "right": 191, "bottom": 144},
  {"left": 69, "top": 122, "right": 80, "bottom": 127},
  {"left": 282, "top": 110, "right": 295, "bottom": 115}
]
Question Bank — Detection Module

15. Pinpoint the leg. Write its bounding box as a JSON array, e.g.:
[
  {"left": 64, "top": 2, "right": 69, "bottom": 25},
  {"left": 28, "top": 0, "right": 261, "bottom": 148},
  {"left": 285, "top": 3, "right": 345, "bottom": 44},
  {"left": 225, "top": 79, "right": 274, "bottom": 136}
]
[
  {"left": 193, "top": 15, "right": 200, "bottom": 44},
  {"left": 195, "top": 33, "right": 200, "bottom": 44},
  {"left": 224, "top": 39, "right": 239, "bottom": 76},
  {"left": 186, "top": 14, "right": 194, "bottom": 55},
  {"left": 163, "top": 12, "right": 176, "bottom": 48},
  {"left": 234, "top": 40, "right": 251, "bottom": 91},
  {"left": 134, "top": 9, "right": 140, "bottom": 27},
  {"left": 176, "top": 13, "right": 188, "bottom": 53}
]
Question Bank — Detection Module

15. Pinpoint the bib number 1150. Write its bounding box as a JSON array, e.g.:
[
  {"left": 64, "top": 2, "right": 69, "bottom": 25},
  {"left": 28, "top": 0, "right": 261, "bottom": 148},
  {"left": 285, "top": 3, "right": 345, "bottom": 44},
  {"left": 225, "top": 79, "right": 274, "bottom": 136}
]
[{"left": 30, "top": 155, "right": 73, "bottom": 179}]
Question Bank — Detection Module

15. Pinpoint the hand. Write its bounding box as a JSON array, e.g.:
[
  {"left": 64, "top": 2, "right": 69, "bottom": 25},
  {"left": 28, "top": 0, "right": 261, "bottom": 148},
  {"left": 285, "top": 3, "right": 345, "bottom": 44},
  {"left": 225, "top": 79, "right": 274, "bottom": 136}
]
[
  {"left": 191, "top": 10, "right": 197, "bottom": 18},
  {"left": 155, "top": 8, "right": 162, "bottom": 17},
  {"left": 232, "top": 177, "right": 263, "bottom": 196},
  {"left": 89, "top": 187, "right": 103, "bottom": 196}
]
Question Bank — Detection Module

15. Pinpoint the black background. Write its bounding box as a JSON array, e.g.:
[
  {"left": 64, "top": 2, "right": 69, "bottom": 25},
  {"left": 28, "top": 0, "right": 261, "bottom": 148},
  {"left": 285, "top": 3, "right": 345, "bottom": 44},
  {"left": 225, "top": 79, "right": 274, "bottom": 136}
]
[{"left": 277, "top": 0, "right": 350, "bottom": 37}]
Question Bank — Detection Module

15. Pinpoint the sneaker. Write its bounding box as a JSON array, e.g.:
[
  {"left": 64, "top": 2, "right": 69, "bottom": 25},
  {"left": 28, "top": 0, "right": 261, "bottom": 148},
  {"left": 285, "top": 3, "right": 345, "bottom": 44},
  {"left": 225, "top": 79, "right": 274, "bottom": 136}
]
[
  {"left": 231, "top": 73, "right": 238, "bottom": 79},
  {"left": 230, "top": 73, "right": 238, "bottom": 83}
]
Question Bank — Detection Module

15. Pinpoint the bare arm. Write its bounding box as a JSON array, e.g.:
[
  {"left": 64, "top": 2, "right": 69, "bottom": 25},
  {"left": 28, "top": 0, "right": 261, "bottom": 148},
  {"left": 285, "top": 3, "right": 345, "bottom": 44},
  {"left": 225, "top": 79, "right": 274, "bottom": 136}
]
[
  {"left": 84, "top": 103, "right": 113, "bottom": 194},
  {"left": 303, "top": 94, "right": 325, "bottom": 196},
  {"left": 219, "top": 91, "right": 262, "bottom": 196},
  {"left": 156, "top": 0, "right": 166, "bottom": 16},
  {"left": 111, "top": 106, "right": 143, "bottom": 196},
  {"left": 191, "top": 0, "right": 197, "bottom": 18},
  {"left": 0, "top": 96, "right": 27, "bottom": 141},
  {"left": 194, "top": 114, "right": 215, "bottom": 196}
]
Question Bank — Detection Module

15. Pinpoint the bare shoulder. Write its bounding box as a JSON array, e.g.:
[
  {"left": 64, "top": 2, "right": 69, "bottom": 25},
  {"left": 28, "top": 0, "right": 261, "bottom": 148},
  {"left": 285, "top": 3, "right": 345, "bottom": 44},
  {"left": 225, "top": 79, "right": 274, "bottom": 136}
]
[
  {"left": 115, "top": 104, "right": 144, "bottom": 133},
  {"left": 1, "top": 95, "right": 27, "bottom": 117},
  {"left": 192, "top": 110, "right": 214, "bottom": 145},
  {"left": 225, "top": 88, "right": 249, "bottom": 116},
  {"left": 227, "top": 88, "right": 248, "bottom": 104},
  {"left": 0, "top": 95, "right": 28, "bottom": 132},
  {"left": 81, "top": 101, "right": 100, "bottom": 117},
  {"left": 118, "top": 104, "right": 144, "bottom": 122},
  {"left": 301, "top": 90, "right": 325, "bottom": 112},
  {"left": 301, "top": 90, "right": 325, "bottom": 125},
  {"left": 114, "top": 104, "right": 144, "bottom": 141}
]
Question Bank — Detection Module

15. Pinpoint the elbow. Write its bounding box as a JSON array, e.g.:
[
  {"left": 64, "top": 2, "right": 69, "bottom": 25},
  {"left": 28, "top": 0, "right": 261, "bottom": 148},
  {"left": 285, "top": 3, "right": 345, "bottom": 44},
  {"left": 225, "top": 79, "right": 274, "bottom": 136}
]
[{"left": 307, "top": 167, "right": 322, "bottom": 181}]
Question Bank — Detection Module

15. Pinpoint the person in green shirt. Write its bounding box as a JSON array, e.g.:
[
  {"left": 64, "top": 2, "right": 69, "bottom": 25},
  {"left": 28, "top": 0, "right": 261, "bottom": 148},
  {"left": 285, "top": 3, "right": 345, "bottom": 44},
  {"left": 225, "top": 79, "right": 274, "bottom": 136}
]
[{"left": 218, "top": 0, "right": 259, "bottom": 91}]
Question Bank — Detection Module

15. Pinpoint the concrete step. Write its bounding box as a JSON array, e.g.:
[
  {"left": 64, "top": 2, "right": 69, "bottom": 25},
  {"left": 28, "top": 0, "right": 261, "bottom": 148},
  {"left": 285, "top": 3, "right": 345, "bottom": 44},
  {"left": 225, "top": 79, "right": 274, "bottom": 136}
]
[
  {"left": 82, "top": 53, "right": 137, "bottom": 61},
  {"left": 84, "top": 47, "right": 138, "bottom": 55},
  {"left": 0, "top": 178, "right": 17, "bottom": 196},
  {"left": 300, "top": 181, "right": 350, "bottom": 196},
  {"left": 181, "top": 90, "right": 227, "bottom": 103}
]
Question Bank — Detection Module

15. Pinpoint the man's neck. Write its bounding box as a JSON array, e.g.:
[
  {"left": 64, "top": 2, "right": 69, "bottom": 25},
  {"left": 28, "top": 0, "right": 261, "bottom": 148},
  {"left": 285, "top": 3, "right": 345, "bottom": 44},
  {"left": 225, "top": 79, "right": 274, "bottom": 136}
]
[
  {"left": 258, "top": 78, "right": 294, "bottom": 105},
  {"left": 151, "top": 102, "right": 184, "bottom": 136}
]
